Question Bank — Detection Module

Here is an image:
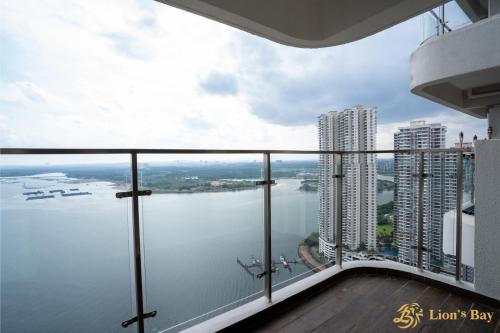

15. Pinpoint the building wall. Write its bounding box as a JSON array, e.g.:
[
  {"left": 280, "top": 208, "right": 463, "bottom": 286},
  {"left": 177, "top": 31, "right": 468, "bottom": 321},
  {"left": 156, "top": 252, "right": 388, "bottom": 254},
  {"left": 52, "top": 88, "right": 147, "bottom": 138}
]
[
  {"left": 318, "top": 106, "right": 377, "bottom": 260},
  {"left": 475, "top": 139, "right": 500, "bottom": 300}
]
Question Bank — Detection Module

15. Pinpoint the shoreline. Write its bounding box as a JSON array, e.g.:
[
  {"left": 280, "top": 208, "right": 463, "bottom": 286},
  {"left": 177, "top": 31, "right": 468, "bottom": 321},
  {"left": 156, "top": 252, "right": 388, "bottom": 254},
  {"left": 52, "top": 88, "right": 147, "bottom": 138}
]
[{"left": 298, "top": 244, "right": 327, "bottom": 272}]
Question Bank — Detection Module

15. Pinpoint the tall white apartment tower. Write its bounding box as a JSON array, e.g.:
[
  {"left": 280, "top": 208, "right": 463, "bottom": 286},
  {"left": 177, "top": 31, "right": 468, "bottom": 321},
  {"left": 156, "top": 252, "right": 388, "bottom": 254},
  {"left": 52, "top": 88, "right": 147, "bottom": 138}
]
[
  {"left": 318, "top": 106, "right": 377, "bottom": 260},
  {"left": 393, "top": 121, "right": 447, "bottom": 269}
]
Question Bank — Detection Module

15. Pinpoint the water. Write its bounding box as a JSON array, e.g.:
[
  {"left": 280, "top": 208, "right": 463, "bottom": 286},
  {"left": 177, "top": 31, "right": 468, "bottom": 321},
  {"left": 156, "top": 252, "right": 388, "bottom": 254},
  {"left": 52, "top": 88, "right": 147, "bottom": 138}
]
[
  {"left": 1, "top": 175, "right": 318, "bottom": 333},
  {"left": 377, "top": 174, "right": 394, "bottom": 205}
]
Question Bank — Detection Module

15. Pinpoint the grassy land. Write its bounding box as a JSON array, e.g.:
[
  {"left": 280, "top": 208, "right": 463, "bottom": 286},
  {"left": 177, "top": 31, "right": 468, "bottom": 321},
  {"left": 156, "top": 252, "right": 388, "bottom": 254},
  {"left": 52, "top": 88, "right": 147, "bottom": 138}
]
[{"left": 377, "top": 224, "right": 393, "bottom": 237}]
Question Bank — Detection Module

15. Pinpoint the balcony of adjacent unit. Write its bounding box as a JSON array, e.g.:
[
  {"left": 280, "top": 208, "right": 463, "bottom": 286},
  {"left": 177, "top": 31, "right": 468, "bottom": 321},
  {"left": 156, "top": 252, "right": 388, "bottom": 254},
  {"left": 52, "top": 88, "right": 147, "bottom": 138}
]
[{"left": 410, "top": 0, "right": 500, "bottom": 119}]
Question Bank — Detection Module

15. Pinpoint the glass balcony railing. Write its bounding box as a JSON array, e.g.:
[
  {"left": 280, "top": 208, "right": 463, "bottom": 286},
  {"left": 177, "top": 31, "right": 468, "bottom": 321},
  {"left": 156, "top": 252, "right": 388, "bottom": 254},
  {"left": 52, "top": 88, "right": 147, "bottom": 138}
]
[
  {"left": 0, "top": 147, "right": 474, "bottom": 333},
  {"left": 421, "top": 1, "right": 472, "bottom": 43},
  {"left": 0, "top": 154, "right": 136, "bottom": 333}
]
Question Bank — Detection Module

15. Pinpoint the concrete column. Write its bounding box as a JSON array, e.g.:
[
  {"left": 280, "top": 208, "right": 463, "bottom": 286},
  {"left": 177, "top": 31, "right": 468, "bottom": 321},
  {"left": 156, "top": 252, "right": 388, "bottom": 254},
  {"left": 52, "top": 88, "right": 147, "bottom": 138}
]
[
  {"left": 475, "top": 139, "right": 500, "bottom": 300},
  {"left": 487, "top": 105, "right": 500, "bottom": 139},
  {"left": 490, "top": 0, "right": 500, "bottom": 16}
]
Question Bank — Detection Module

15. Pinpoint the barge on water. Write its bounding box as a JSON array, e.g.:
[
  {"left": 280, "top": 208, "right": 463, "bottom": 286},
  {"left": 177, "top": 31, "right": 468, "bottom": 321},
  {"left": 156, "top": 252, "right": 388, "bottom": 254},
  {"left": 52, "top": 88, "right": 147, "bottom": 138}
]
[
  {"left": 23, "top": 191, "right": 44, "bottom": 195},
  {"left": 49, "top": 189, "right": 65, "bottom": 194},
  {"left": 26, "top": 195, "right": 55, "bottom": 201},
  {"left": 61, "top": 192, "right": 92, "bottom": 197}
]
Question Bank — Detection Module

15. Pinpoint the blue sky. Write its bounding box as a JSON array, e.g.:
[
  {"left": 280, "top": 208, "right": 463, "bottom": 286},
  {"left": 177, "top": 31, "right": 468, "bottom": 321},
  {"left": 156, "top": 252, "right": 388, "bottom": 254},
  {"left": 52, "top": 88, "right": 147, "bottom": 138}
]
[{"left": 0, "top": 0, "right": 487, "bottom": 164}]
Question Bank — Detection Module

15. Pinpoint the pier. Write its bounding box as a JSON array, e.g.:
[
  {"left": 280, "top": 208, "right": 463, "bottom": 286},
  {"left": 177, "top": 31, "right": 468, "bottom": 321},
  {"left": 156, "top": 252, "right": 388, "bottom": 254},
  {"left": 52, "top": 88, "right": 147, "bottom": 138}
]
[{"left": 237, "top": 255, "right": 303, "bottom": 277}]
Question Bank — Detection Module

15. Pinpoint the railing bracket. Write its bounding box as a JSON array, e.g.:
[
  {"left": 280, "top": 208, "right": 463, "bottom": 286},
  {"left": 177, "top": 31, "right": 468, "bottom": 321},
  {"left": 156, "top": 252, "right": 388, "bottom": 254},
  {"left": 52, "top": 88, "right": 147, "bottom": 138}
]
[
  {"left": 256, "top": 268, "right": 277, "bottom": 279},
  {"left": 255, "top": 180, "right": 276, "bottom": 186},
  {"left": 115, "top": 190, "right": 152, "bottom": 199},
  {"left": 122, "top": 311, "right": 157, "bottom": 328}
]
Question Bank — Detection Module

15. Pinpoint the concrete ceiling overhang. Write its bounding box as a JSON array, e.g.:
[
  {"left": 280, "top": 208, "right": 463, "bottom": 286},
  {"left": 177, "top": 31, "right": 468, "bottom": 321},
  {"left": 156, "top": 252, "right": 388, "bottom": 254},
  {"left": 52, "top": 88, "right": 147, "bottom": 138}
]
[
  {"left": 410, "top": 14, "right": 500, "bottom": 119},
  {"left": 156, "top": 0, "right": 448, "bottom": 48}
]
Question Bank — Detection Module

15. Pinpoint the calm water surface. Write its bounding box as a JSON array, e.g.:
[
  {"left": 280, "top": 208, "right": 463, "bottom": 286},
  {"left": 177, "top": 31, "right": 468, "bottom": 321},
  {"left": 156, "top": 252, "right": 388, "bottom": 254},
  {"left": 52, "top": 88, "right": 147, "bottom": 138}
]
[{"left": 1, "top": 174, "right": 318, "bottom": 332}]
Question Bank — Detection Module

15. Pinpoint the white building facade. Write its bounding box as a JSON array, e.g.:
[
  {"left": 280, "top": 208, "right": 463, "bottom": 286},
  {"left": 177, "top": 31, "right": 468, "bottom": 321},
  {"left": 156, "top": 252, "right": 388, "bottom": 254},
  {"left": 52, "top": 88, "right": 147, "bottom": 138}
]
[
  {"left": 318, "top": 106, "right": 377, "bottom": 260},
  {"left": 393, "top": 121, "right": 447, "bottom": 269}
]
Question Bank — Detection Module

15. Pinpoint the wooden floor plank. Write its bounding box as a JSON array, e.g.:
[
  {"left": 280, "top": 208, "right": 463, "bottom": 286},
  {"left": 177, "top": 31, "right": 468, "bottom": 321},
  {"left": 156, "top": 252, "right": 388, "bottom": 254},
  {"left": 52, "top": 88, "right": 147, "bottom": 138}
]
[
  {"left": 251, "top": 275, "right": 363, "bottom": 333},
  {"left": 277, "top": 275, "right": 390, "bottom": 333},
  {"left": 457, "top": 302, "right": 499, "bottom": 333},
  {"left": 249, "top": 274, "right": 500, "bottom": 333}
]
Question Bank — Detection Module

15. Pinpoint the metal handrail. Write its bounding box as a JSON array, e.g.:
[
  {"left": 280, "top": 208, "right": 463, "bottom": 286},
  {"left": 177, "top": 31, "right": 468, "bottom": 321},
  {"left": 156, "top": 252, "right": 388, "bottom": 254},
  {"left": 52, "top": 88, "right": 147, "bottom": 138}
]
[{"left": 0, "top": 147, "right": 473, "bottom": 155}]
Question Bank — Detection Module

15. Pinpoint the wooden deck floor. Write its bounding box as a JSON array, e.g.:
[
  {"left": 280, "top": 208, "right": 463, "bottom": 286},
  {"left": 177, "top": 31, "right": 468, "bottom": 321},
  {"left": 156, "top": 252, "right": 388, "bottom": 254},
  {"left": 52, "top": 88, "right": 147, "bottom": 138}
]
[{"left": 250, "top": 274, "right": 500, "bottom": 333}]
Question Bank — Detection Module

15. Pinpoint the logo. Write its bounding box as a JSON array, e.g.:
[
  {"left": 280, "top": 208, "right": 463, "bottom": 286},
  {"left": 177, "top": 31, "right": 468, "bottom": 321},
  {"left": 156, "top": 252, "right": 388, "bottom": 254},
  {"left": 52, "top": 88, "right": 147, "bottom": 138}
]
[
  {"left": 393, "top": 303, "right": 424, "bottom": 329},
  {"left": 393, "top": 303, "right": 495, "bottom": 329}
]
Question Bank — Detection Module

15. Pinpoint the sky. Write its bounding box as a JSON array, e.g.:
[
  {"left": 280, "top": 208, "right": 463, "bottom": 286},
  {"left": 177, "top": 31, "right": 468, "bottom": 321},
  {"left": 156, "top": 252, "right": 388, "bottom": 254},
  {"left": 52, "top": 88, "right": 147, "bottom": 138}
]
[{"left": 0, "top": 0, "right": 487, "bottom": 165}]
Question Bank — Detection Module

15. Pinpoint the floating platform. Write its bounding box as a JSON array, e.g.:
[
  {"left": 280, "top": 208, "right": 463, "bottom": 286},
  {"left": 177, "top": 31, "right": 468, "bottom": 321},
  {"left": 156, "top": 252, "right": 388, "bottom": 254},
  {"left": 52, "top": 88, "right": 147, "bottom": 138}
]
[
  {"left": 69, "top": 188, "right": 79, "bottom": 191},
  {"left": 49, "top": 189, "right": 66, "bottom": 194},
  {"left": 26, "top": 195, "right": 55, "bottom": 200},
  {"left": 23, "top": 191, "right": 44, "bottom": 195},
  {"left": 62, "top": 192, "right": 92, "bottom": 197}
]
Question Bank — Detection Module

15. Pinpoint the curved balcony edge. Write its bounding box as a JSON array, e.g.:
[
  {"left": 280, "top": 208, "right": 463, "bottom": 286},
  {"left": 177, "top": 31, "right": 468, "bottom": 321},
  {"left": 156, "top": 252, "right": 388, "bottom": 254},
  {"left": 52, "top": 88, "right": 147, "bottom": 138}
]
[
  {"left": 185, "top": 260, "right": 496, "bottom": 333},
  {"left": 410, "top": 13, "right": 500, "bottom": 119}
]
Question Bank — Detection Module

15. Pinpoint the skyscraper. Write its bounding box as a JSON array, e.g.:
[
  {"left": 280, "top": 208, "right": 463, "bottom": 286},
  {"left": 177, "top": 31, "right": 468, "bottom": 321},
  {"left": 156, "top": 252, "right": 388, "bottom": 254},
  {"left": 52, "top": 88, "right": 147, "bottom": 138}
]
[
  {"left": 442, "top": 142, "right": 475, "bottom": 282},
  {"left": 393, "top": 120, "right": 447, "bottom": 269},
  {"left": 318, "top": 106, "right": 377, "bottom": 260}
]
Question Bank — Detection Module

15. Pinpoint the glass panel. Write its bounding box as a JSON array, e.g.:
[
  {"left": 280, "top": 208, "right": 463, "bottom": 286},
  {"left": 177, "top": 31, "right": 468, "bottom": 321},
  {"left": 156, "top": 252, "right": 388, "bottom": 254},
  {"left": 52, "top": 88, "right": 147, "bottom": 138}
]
[
  {"left": 422, "top": 11, "right": 440, "bottom": 42},
  {"left": 138, "top": 154, "right": 264, "bottom": 332},
  {"left": 270, "top": 154, "right": 332, "bottom": 292},
  {"left": 376, "top": 153, "right": 398, "bottom": 262},
  {"left": 421, "top": 1, "right": 472, "bottom": 43},
  {"left": 0, "top": 154, "right": 136, "bottom": 333},
  {"left": 428, "top": 151, "right": 452, "bottom": 275},
  {"left": 461, "top": 151, "right": 475, "bottom": 282},
  {"left": 444, "top": 1, "right": 472, "bottom": 30},
  {"left": 392, "top": 151, "right": 418, "bottom": 267}
]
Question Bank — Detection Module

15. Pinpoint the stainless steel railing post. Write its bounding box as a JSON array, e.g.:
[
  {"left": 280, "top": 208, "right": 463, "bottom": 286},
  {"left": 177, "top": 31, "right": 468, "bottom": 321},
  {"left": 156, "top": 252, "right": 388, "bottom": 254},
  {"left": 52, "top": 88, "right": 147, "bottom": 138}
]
[
  {"left": 335, "top": 153, "right": 343, "bottom": 267},
  {"left": 131, "top": 153, "right": 146, "bottom": 333},
  {"left": 455, "top": 150, "right": 463, "bottom": 281},
  {"left": 263, "top": 153, "right": 272, "bottom": 302},
  {"left": 439, "top": 2, "right": 445, "bottom": 35},
  {"left": 417, "top": 151, "right": 425, "bottom": 270}
]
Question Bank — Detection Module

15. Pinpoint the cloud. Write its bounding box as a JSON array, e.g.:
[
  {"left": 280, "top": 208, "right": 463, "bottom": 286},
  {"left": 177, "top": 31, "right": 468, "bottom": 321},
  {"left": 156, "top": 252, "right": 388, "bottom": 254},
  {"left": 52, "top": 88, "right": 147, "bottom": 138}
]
[
  {"left": 0, "top": 0, "right": 486, "bottom": 165},
  {"left": 233, "top": 18, "right": 441, "bottom": 126},
  {"left": 199, "top": 71, "right": 239, "bottom": 96},
  {"left": 104, "top": 32, "right": 151, "bottom": 60}
]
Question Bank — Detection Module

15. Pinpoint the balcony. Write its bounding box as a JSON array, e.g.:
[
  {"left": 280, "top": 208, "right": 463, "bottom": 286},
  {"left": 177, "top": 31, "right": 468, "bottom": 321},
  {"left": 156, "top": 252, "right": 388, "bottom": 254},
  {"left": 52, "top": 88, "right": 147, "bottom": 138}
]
[
  {"left": 2, "top": 146, "right": 497, "bottom": 333},
  {"left": 411, "top": 1, "right": 500, "bottom": 118}
]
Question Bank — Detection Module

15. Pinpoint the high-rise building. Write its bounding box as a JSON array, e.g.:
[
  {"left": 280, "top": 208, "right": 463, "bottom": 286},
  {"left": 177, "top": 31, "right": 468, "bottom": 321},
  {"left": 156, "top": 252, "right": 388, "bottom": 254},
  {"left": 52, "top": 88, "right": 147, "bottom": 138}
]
[
  {"left": 318, "top": 106, "right": 377, "bottom": 260},
  {"left": 442, "top": 142, "right": 475, "bottom": 282},
  {"left": 393, "top": 120, "right": 447, "bottom": 269}
]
